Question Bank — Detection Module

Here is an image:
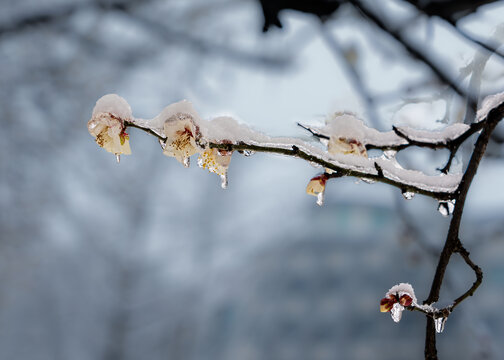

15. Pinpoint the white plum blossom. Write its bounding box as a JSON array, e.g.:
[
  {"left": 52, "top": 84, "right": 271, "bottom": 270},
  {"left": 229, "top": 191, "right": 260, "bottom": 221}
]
[
  {"left": 87, "top": 94, "right": 132, "bottom": 156},
  {"left": 325, "top": 112, "right": 368, "bottom": 157},
  {"left": 158, "top": 101, "right": 203, "bottom": 166}
]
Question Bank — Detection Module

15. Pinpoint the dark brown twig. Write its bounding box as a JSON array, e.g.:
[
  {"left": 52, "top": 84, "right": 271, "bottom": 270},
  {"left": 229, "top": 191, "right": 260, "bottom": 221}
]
[{"left": 422, "top": 102, "right": 504, "bottom": 359}]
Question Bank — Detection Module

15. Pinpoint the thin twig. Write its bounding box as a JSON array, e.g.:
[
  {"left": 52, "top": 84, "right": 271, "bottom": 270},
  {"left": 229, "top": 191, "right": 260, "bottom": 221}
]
[{"left": 348, "top": 0, "right": 478, "bottom": 109}]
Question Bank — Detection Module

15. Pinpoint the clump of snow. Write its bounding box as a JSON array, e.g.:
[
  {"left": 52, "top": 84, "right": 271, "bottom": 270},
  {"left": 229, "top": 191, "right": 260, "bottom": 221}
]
[
  {"left": 375, "top": 158, "right": 461, "bottom": 193},
  {"left": 92, "top": 94, "right": 132, "bottom": 120},
  {"left": 395, "top": 123, "right": 470, "bottom": 144},
  {"left": 477, "top": 91, "right": 504, "bottom": 122},
  {"left": 385, "top": 282, "right": 417, "bottom": 305}
]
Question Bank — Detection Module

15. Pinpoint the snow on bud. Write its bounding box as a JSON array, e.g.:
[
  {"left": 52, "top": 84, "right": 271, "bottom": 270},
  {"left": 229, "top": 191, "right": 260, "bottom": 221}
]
[
  {"left": 87, "top": 94, "right": 132, "bottom": 156},
  {"left": 380, "top": 283, "right": 417, "bottom": 323}
]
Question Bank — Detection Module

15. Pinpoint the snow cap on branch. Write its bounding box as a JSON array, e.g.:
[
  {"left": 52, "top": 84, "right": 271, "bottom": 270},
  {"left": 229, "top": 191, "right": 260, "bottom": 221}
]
[{"left": 477, "top": 91, "right": 504, "bottom": 122}]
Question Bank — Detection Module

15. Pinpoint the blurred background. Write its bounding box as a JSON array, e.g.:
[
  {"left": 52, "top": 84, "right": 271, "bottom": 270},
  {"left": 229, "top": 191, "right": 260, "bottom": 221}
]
[{"left": 1, "top": 0, "right": 504, "bottom": 359}]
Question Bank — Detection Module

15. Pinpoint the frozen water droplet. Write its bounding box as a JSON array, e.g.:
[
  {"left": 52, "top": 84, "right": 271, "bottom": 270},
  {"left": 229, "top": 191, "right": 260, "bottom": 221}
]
[
  {"left": 220, "top": 174, "right": 228, "bottom": 189},
  {"left": 362, "top": 178, "right": 375, "bottom": 184},
  {"left": 402, "top": 191, "right": 415, "bottom": 200},
  {"left": 438, "top": 200, "right": 455, "bottom": 217},
  {"left": 384, "top": 149, "right": 397, "bottom": 160},
  {"left": 435, "top": 317, "right": 447, "bottom": 333},
  {"left": 309, "top": 161, "right": 322, "bottom": 168},
  {"left": 390, "top": 303, "right": 403, "bottom": 323},
  {"left": 242, "top": 150, "right": 255, "bottom": 157},
  {"left": 183, "top": 156, "right": 190, "bottom": 168},
  {"left": 197, "top": 156, "right": 203, "bottom": 168},
  {"left": 159, "top": 139, "right": 166, "bottom": 150},
  {"left": 316, "top": 192, "right": 324, "bottom": 206},
  {"left": 116, "top": 154, "right": 120, "bottom": 164}
]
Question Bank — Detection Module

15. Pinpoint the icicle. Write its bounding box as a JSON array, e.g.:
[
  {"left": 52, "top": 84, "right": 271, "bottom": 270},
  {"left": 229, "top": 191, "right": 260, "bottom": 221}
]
[
  {"left": 362, "top": 178, "right": 376, "bottom": 184},
  {"left": 384, "top": 149, "right": 397, "bottom": 160},
  {"left": 316, "top": 192, "right": 324, "bottom": 206},
  {"left": 158, "top": 139, "right": 166, "bottom": 150},
  {"left": 435, "top": 317, "right": 447, "bottom": 333},
  {"left": 183, "top": 156, "right": 190, "bottom": 168},
  {"left": 220, "top": 173, "right": 228, "bottom": 189},
  {"left": 390, "top": 303, "right": 403, "bottom": 323},
  {"left": 116, "top": 154, "right": 121, "bottom": 164},
  {"left": 197, "top": 156, "right": 204, "bottom": 168},
  {"left": 438, "top": 200, "right": 455, "bottom": 217},
  {"left": 402, "top": 191, "right": 415, "bottom": 200}
]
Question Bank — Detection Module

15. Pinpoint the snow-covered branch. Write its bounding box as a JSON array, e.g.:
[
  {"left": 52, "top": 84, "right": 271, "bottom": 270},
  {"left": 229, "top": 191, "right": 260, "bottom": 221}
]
[{"left": 84, "top": 94, "right": 504, "bottom": 204}]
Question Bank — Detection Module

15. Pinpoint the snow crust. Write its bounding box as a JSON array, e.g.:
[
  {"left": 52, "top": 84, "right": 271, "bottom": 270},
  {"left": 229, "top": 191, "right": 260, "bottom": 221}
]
[
  {"left": 92, "top": 94, "right": 132, "bottom": 120},
  {"left": 385, "top": 282, "right": 417, "bottom": 305},
  {"left": 395, "top": 123, "right": 470, "bottom": 144},
  {"left": 94, "top": 94, "right": 465, "bottom": 194},
  {"left": 477, "top": 91, "right": 504, "bottom": 122}
]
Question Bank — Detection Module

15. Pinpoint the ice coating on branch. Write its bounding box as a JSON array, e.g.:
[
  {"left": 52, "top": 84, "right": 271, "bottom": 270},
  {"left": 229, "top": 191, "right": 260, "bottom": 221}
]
[
  {"left": 395, "top": 123, "right": 470, "bottom": 144},
  {"left": 87, "top": 94, "right": 131, "bottom": 156},
  {"left": 198, "top": 116, "right": 271, "bottom": 144},
  {"left": 375, "top": 158, "right": 461, "bottom": 193},
  {"left": 477, "top": 91, "right": 504, "bottom": 122},
  {"left": 88, "top": 95, "right": 468, "bottom": 194}
]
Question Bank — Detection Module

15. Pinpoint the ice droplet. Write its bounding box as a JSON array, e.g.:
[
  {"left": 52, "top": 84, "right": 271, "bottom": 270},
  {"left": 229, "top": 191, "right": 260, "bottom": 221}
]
[
  {"left": 316, "top": 192, "right": 324, "bottom": 206},
  {"left": 158, "top": 139, "right": 166, "bottom": 150},
  {"left": 402, "top": 191, "right": 415, "bottom": 200},
  {"left": 384, "top": 149, "right": 397, "bottom": 160},
  {"left": 242, "top": 150, "right": 255, "bottom": 157},
  {"left": 390, "top": 303, "right": 403, "bottom": 323},
  {"left": 116, "top": 154, "right": 121, "bottom": 164},
  {"left": 220, "top": 174, "right": 228, "bottom": 189},
  {"left": 183, "top": 156, "right": 190, "bottom": 168},
  {"left": 438, "top": 200, "right": 455, "bottom": 217},
  {"left": 362, "top": 178, "right": 376, "bottom": 184},
  {"left": 197, "top": 156, "right": 203, "bottom": 168},
  {"left": 435, "top": 317, "right": 447, "bottom": 333}
]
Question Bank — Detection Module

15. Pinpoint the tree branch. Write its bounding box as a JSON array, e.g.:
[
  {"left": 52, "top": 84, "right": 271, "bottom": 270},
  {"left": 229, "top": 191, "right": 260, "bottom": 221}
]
[
  {"left": 422, "top": 101, "right": 504, "bottom": 359},
  {"left": 348, "top": 0, "right": 478, "bottom": 110}
]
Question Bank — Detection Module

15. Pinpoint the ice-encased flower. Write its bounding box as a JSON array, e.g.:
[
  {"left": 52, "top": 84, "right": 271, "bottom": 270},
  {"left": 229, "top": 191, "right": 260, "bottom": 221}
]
[
  {"left": 306, "top": 174, "right": 328, "bottom": 197},
  {"left": 380, "top": 283, "right": 417, "bottom": 322},
  {"left": 197, "top": 146, "right": 232, "bottom": 177},
  {"left": 87, "top": 94, "right": 132, "bottom": 155},
  {"left": 162, "top": 112, "right": 201, "bottom": 165},
  {"left": 325, "top": 112, "right": 368, "bottom": 157}
]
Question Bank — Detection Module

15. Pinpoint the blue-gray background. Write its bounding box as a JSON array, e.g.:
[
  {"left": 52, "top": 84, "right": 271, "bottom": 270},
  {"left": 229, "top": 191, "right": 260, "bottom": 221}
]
[{"left": 1, "top": 1, "right": 503, "bottom": 359}]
